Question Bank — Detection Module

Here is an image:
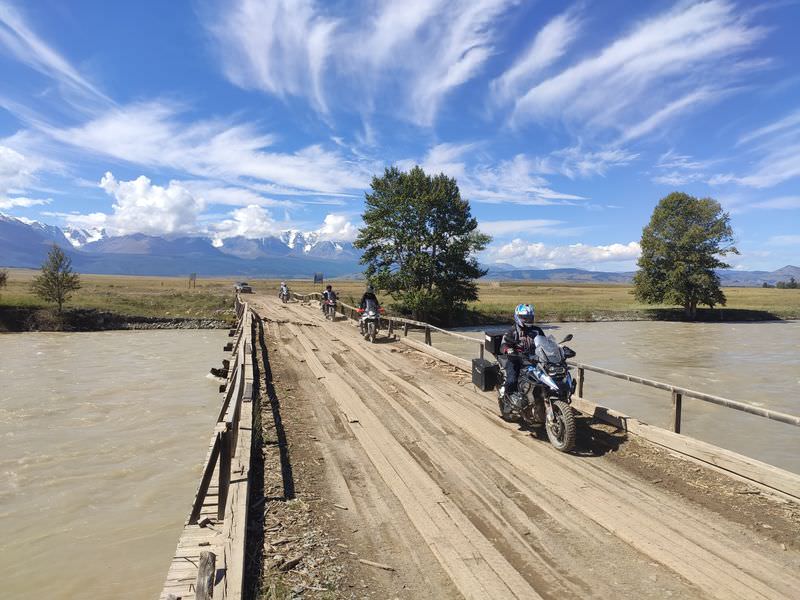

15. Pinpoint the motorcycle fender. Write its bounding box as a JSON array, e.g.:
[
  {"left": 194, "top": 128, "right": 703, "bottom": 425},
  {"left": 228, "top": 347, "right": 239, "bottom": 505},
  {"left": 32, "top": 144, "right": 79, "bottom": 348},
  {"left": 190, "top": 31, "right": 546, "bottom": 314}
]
[{"left": 544, "top": 400, "right": 555, "bottom": 423}]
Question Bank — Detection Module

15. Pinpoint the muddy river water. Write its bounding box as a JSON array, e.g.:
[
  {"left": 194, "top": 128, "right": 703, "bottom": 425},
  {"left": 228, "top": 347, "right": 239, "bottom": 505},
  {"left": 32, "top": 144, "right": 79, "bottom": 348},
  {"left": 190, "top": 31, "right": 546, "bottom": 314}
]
[
  {"left": 0, "top": 330, "right": 226, "bottom": 599},
  {"left": 411, "top": 320, "right": 800, "bottom": 474}
]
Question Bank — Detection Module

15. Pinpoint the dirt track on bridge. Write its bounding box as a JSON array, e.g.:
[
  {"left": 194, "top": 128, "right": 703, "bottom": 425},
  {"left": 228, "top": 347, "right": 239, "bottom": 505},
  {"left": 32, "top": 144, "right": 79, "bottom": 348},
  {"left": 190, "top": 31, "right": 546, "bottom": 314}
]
[{"left": 251, "top": 295, "right": 799, "bottom": 600}]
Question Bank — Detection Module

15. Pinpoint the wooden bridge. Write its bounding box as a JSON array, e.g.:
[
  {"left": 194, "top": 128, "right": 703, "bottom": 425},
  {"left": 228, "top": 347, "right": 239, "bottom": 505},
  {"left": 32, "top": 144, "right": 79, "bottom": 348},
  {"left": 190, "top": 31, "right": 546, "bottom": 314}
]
[{"left": 159, "top": 292, "right": 800, "bottom": 599}]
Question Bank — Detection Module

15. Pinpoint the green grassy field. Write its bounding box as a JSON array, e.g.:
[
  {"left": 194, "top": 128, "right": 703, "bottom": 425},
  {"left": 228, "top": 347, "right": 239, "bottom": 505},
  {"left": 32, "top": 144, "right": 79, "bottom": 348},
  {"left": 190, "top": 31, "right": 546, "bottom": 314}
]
[{"left": 2, "top": 269, "right": 798, "bottom": 326}]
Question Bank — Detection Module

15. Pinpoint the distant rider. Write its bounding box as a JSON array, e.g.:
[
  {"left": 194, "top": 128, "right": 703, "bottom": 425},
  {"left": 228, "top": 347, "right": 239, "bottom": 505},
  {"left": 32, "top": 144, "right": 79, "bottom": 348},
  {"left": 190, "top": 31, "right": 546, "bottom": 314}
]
[
  {"left": 321, "top": 284, "right": 337, "bottom": 313},
  {"left": 279, "top": 281, "right": 289, "bottom": 298},
  {"left": 358, "top": 285, "right": 380, "bottom": 334},
  {"left": 359, "top": 285, "right": 379, "bottom": 311},
  {"left": 499, "top": 304, "right": 544, "bottom": 418}
]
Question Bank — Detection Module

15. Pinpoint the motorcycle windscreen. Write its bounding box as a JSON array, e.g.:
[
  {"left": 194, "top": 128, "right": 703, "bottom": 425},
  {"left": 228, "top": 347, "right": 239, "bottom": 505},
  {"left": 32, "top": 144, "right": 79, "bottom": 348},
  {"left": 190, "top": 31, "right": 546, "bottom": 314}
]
[
  {"left": 364, "top": 298, "right": 379, "bottom": 312},
  {"left": 533, "top": 334, "right": 563, "bottom": 364}
]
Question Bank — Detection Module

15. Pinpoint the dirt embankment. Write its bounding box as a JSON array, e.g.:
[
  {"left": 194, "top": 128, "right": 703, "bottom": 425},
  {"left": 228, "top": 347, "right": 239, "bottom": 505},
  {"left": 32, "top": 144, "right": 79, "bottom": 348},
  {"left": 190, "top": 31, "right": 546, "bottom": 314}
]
[{"left": 0, "top": 306, "right": 232, "bottom": 332}]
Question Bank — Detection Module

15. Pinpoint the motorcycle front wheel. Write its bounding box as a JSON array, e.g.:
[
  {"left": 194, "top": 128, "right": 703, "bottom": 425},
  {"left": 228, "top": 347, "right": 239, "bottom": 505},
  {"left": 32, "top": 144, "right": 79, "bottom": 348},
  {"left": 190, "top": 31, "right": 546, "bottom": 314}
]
[
  {"left": 367, "top": 322, "right": 376, "bottom": 343},
  {"left": 545, "top": 400, "right": 576, "bottom": 452}
]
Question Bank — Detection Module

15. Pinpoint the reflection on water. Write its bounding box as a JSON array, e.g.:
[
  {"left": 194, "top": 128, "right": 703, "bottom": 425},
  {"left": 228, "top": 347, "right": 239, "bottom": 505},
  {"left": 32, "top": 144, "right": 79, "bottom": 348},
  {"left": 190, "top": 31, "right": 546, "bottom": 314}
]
[
  {"left": 0, "top": 330, "right": 226, "bottom": 599},
  {"left": 421, "top": 320, "right": 800, "bottom": 473}
]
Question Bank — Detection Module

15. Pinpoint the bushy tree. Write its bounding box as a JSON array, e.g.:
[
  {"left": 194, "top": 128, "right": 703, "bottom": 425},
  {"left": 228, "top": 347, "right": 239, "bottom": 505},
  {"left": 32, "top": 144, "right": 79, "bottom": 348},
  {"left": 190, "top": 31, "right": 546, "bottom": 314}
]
[
  {"left": 634, "top": 192, "right": 737, "bottom": 319},
  {"left": 776, "top": 277, "right": 798, "bottom": 289},
  {"left": 31, "top": 245, "right": 81, "bottom": 314},
  {"left": 354, "top": 166, "right": 490, "bottom": 323},
  {"left": 0, "top": 269, "right": 6, "bottom": 291}
]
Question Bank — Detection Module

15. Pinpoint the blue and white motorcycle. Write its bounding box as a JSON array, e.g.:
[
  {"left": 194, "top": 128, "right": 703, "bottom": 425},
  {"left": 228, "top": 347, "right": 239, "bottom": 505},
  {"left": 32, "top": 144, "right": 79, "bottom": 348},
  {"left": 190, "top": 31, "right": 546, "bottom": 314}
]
[{"left": 497, "top": 333, "right": 578, "bottom": 452}]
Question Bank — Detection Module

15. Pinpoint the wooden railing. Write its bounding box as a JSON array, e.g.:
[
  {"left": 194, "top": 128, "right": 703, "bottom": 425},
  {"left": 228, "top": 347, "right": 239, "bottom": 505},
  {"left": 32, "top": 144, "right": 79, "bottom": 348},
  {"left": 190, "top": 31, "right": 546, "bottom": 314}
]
[
  {"left": 291, "top": 291, "right": 487, "bottom": 356},
  {"left": 189, "top": 296, "right": 252, "bottom": 524},
  {"left": 571, "top": 362, "right": 800, "bottom": 434},
  {"left": 292, "top": 291, "right": 800, "bottom": 436}
]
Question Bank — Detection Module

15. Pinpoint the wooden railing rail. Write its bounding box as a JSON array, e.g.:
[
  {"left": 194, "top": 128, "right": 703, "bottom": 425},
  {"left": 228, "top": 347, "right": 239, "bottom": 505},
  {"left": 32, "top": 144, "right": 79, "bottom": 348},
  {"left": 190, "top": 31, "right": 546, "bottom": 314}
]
[
  {"left": 291, "top": 291, "right": 486, "bottom": 357},
  {"left": 292, "top": 290, "right": 800, "bottom": 435},
  {"left": 569, "top": 361, "right": 800, "bottom": 432},
  {"left": 189, "top": 299, "right": 252, "bottom": 525}
]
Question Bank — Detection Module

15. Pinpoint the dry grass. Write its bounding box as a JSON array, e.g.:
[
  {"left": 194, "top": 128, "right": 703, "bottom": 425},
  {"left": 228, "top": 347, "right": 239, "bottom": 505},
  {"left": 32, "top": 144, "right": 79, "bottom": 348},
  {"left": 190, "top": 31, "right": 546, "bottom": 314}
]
[
  {"left": 0, "top": 268, "right": 235, "bottom": 320},
  {"left": 2, "top": 269, "right": 797, "bottom": 322}
]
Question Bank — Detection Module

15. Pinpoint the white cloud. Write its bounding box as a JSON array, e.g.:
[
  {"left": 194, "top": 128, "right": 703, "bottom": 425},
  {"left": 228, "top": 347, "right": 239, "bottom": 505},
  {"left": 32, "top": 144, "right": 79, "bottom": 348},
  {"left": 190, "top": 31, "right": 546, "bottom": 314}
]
[
  {"left": 549, "top": 145, "right": 638, "bottom": 179},
  {"left": 208, "top": 0, "right": 337, "bottom": 113},
  {"left": 510, "top": 1, "right": 765, "bottom": 138},
  {"left": 211, "top": 204, "right": 279, "bottom": 241},
  {"left": 652, "top": 149, "right": 714, "bottom": 185},
  {"left": 710, "top": 108, "right": 800, "bottom": 188},
  {"left": 485, "top": 239, "right": 641, "bottom": 269},
  {"left": 0, "top": 2, "right": 108, "bottom": 104},
  {"left": 28, "top": 101, "right": 370, "bottom": 195},
  {"left": 206, "top": 0, "right": 516, "bottom": 126},
  {"left": 316, "top": 213, "right": 359, "bottom": 242},
  {"left": 98, "top": 172, "right": 205, "bottom": 236},
  {"left": 491, "top": 8, "right": 581, "bottom": 105},
  {"left": 0, "top": 144, "right": 30, "bottom": 196},
  {"left": 0, "top": 196, "right": 49, "bottom": 209}
]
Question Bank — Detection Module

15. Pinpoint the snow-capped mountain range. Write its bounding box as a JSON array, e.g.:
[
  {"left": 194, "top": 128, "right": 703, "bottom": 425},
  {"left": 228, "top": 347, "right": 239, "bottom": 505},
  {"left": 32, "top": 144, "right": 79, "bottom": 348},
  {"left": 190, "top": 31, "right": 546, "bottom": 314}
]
[{"left": 0, "top": 213, "right": 362, "bottom": 277}]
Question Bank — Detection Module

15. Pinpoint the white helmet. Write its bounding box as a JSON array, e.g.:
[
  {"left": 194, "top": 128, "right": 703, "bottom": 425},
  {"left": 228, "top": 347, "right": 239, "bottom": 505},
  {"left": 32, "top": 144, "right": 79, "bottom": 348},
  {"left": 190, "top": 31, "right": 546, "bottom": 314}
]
[{"left": 514, "top": 303, "right": 535, "bottom": 329}]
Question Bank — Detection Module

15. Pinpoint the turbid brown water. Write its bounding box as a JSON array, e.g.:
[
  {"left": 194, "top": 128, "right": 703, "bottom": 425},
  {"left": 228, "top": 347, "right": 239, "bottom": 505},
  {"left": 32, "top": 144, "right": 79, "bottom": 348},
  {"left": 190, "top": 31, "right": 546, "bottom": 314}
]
[
  {"left": 412, "top": 320, "right": 800, "bottom": 473},
  {"left": 0, "top": 330, "right": 226, "bottom": 599}
]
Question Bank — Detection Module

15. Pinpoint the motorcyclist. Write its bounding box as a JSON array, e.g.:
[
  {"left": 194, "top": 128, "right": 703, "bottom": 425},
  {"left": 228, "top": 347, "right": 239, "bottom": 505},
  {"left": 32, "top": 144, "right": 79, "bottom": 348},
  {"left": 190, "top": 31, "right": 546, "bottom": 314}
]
[
  {"left": 358, "top": 285, "right": 380, "bottom": 334},
  {"left": 359, "top": 285, "right": 379, "bottom": 311},
  {"left": 498, "top": 304, "right": 545, "bottom": 418},
  {"left": 321, "top": 284, "right": 337, "bottom": 315},
  {"left": 278, "top": 281, "right": 289, "bottom": 298}
]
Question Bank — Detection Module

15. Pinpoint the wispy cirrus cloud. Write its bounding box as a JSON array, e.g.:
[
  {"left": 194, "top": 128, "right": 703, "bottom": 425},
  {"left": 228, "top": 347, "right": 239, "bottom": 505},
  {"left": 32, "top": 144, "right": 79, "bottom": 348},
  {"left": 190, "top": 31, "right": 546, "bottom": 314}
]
[
  {"left": 490, "top": 7, "right": 581, "bottom": 106},
  {"left": 711, "top": 107, "right": 800, "bottom": 188},
  {"left": 15, "top": 101, "right": 371, "bottom": 195},
  {"left": 205, "top": 0, "right": 517, "bottom": 126},
  {"left": 0, "top": 1, "right": 110, "bottom": 107},
  {"left": 509, "top": 1, "right": 766, "bottom": 139},
  {"left": 207, "top": 0, "right": 337, "bottom": 113}
]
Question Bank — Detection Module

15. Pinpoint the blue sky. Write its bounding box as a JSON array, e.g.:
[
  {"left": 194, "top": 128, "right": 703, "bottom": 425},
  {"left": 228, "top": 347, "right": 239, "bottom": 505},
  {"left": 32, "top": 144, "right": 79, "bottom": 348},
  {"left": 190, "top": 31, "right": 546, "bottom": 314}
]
[{"left": 1, "top": 0, "right": 798, "bottom": 271}]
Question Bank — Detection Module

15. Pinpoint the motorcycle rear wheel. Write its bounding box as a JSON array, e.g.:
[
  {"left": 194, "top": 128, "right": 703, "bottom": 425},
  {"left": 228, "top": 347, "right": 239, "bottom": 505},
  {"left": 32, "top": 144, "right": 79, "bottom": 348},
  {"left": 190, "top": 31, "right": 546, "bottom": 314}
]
[{"left": 545, "top": 400, "right": 576, "bottom": 452}]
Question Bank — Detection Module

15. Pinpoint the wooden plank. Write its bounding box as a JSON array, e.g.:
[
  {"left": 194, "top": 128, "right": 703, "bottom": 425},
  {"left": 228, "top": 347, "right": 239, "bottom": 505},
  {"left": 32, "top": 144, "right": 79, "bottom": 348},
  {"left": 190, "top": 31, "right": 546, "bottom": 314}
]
[
  {"left": 196, "top": 551, "right": 216, "bottom": 600},
  {"left": 399, "top": 336, "right": 471, "bottom": 372},
  {"left": 397, "top": 336, "right": 800, "bottom": 502},
  {"left": 569, "top": 395, "right": 800, "bottom": 502}
]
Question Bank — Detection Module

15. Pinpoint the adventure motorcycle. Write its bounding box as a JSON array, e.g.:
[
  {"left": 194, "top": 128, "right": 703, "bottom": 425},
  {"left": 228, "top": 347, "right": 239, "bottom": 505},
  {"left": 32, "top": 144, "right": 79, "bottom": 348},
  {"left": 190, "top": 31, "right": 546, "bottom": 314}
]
[
  {"left": 497, "top": 333, "right": 578, "bottom": 452},
  {"left": 322, "top": 298, "right": 336, "bottom": 320},
  {"left": 279, "top": 287, "right": 290, "bottom": 303},
  {"left": 357, "top": 304, "right": 383, "bottom": 343}
]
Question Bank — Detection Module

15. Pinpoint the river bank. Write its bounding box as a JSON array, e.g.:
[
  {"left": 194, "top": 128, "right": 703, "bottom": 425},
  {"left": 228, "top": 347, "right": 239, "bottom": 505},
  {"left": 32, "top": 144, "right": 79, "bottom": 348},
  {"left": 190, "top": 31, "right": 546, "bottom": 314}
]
[{"left": 0, "top": 306, "right": 232, "bottom": 332}]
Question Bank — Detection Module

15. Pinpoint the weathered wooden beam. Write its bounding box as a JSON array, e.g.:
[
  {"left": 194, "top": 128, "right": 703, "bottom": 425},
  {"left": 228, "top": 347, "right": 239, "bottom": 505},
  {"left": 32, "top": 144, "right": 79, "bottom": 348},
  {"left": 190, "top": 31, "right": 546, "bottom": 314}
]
[
  {"left": 218, "top": 426, "right": 232, "bottom": 521},
  {"left": 424, "top": 326, "right": 432, "bottom": 346},
  {"left": 195, "top": 551, "right": 216, "bottom": 600}
]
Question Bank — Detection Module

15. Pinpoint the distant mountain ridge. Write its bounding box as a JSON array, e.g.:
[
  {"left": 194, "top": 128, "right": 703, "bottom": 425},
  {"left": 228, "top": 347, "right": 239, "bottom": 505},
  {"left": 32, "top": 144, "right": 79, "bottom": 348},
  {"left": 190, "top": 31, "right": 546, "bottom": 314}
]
[
  {"left": 1, "top": 214, "right": 796, "bottom": 283},
  {"left": 484, "top": 263, "right": 800, "bottom": 286}
]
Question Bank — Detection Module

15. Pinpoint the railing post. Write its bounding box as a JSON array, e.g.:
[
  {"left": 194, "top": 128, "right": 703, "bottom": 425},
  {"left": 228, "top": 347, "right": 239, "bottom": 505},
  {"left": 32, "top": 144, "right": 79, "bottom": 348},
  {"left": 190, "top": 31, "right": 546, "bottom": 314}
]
[
  {"left": 388, "top": 319, "right": 394, "bottom": 336},
  {"left": 577, "top": 367, "right": 585, "bottom": 398},
  {"left": 425, "top": 326, "right": 432, "bottom": 346},
  {"left": 672, "top": 390, "right": 683, "bottom": 434},
  {"left": 195, "top": 551, "right": 216, "bottom": 600},
  {"left": 403, "top": 322, "right": 409, "bottom": 337},
  {"left": 217, "top": 425, "right": 232, "bottom": 520},
  {"left": 479, "top": 343, "right": 484, "bottom": 360}
]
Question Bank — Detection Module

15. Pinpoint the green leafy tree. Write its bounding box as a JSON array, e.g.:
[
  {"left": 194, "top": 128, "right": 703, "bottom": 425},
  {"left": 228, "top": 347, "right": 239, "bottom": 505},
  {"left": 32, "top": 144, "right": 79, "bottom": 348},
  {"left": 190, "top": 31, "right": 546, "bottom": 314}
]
[
  {"left": 0, "top": 268, "right": 7, "bottom": 292},
  {"left": 354, "top": 166, "right": 491, "bottom": 323},
  {"left": 634, "top": 192, "right": 737, "bottom": 319},
  {"left": 31, "top": 245, "right": 81, "bottom": 314}
]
